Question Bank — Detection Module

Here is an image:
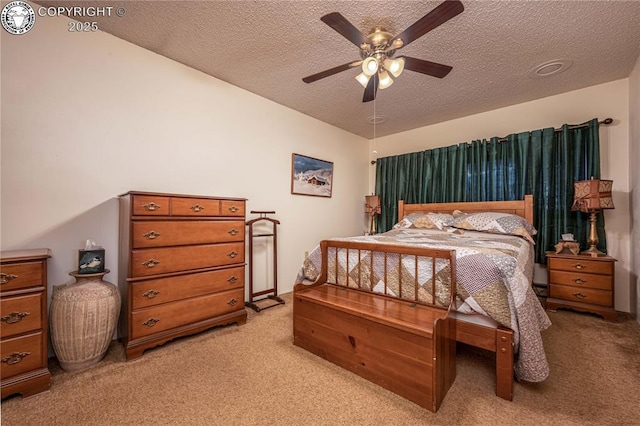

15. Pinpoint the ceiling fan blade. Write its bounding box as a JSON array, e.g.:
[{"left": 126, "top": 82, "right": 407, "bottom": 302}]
[
  {"left": 402, "top": 56, "right": 453, "bottom": 78},
  {"left": 302, "top": 61, "right": 361, "bottom": 83},
  {"left": 390, "top": 0, "right": 464, "bottom": 49},
  {"left": 363, "top": 74, "right": 378, "bottom": 103},
  {"left": 321, "top": 12, "right": 370, "bottom": 48}
]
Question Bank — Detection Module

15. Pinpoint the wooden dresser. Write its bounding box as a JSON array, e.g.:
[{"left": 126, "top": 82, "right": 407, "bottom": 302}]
[
  {"left": 546, "top": 252, "right": 617, "bottom": 321},
  {"left": 119, "top": 191, "right": 247, "bottom": 360},
  {"left": 1, "top": 249, "right": 52, "bottom": 399}
]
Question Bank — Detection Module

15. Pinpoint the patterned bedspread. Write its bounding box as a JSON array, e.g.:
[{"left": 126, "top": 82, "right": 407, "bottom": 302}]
[{"left": 296, "top": 228, "right": 551, "bottom": 382}]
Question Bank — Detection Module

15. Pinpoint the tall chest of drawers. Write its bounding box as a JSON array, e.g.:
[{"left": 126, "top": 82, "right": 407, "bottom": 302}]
[
  {"left": 546, "top": 252, "right": 617, "bottom": 321},
  {"left": 1, "top": 249, "right": 52, "bottom": 399},
  {"left": 119, "top": 191, "right": 247, "bottom": 360}
]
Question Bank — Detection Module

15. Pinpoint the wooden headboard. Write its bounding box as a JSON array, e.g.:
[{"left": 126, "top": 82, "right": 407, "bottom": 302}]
[{"left": 398, "top": 195, "right": 534, "bottom": 224}]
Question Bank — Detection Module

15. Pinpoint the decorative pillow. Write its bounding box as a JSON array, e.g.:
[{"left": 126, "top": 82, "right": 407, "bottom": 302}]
[
  {"left": 392, "top": 214, "right": 421, "bottom": 229},
  {"left": 412, "top": 213, "right": 455, "bottom": 230},
  {"left": 451, "top": 212, "right": 537, "bottom": 244},
  {"left": 393, "top": 213, "right": 454, "bottom": 230}
]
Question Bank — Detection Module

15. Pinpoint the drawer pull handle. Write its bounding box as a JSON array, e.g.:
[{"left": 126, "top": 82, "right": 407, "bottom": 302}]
[
  {"left": 143, "top": 202, "right": 161, "bottom": 211},
  {"left": 227, "top": 251, "right": 238, "bottom": 259},
  {"left": 572, "top": 263, "right": 586, "bottom": 270},
  {"left": 191, "top": 204, "right": 205, "bottom": 212},
  {"left": 572, "top": 278, "right": 586, "bottom": 285},
  {"left": 0, "top": 273, "right": 18, "bottom": 284},
  {"left": 1, "top": 352, "right": 30, "bottom": 365},
  {"left": 1, "top": 312, "right": 30, "bottom": 324},
  {"left": 228, "top": 229, "right": 239, "bottom": 236},
  {"left": 228, "top": 206, "right": 239, "bottom": 213},
  {"left": 142, "top": 290, "right": 160, "bottom": 299},
  {"left": 227, "top": 298, "right": 239, "bottom": 306},
  {"left": 143, "top": 318, "right": 160, "bottom": 327},
  {"left": 227, "top": 276, "right": 238, "bottom": 284},
  {"left": 143, "top": 231, "right": 161, "bottom": 240},
  {"left": 142, "top": 259, "right": 160, "bottom": 268},
  {"left": 572, "top": 292, "right": 587, "bottom": 299}
]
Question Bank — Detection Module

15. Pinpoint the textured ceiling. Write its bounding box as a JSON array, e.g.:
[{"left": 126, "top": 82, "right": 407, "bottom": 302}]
[{"left": 37, "top": 1, "right": 640, "bottom": 139}]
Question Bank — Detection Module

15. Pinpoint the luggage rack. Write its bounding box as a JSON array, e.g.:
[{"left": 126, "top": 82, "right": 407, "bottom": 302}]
[{"left": 245, "top": 210, "right": 285, "bottom": 312}]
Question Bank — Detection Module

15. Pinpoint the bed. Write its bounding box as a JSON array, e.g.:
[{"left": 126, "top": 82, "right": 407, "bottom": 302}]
[{"left": 293, "top": 195, "right": 551, "bottom": 402}]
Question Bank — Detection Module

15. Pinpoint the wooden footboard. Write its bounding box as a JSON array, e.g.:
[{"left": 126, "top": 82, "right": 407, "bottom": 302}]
[{"left": 293, "top": 240, "right": 457, "bottom": 412}]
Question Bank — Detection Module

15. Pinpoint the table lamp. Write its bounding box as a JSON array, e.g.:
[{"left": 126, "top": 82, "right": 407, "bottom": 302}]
[
  {"left": 365, "top": 195, "right": 381, "bottom": 235},
  {"left": 571, "top": 178, "right": 614, "bottom": 256}
]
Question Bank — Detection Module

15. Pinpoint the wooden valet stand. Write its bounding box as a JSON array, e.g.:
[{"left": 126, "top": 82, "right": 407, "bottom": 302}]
[{"left": 245, "top": 211, "right": 285, "bottom": 312}]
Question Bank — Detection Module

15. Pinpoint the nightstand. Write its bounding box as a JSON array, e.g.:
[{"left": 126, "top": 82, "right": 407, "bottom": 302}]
[
  {"left": 545, "top": 252, "right": 617, "bottom": 321},
  {"left": 1, "top": 249, "right": 52, "bottom": 399}
]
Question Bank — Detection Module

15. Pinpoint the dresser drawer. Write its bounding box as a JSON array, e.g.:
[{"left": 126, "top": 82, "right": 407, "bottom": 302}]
[
  {"left": 221, "top": 200, "right": 245, "bottom": 217},
  {"left": 0, "top": 262, "right": 44, "bottom": 292},
  {"left": 132, "top": 221, "right": 245, "bottom": 248},
  {"left": 549, "top": 270, "right": 612, "bottom": 291},
  {"left": 1, "top": 332, "right": 43, "bottom": 379},
  {"left": 131, "top": 243, "right": 244, "bottom": 277},
  {"left": 130, "top": 289, "right": 244, "bottom": 339},
  {"left": 549, "top": 284, "right": 612, "bottom": 307},
  {"left": 0, "top": 293, "right": 43, "bottom": 338},
  {"left": 131, "top": 266, "right": 245, "bottom": 309},
  {"left": 547, "top": 257, "right": 613, "bottom": 275},
  {"left": 171, "top": 198, "right": 220, "bottom": 216},
  {"left": 132, "top": 195, "right": 171, "bottom": 216}
]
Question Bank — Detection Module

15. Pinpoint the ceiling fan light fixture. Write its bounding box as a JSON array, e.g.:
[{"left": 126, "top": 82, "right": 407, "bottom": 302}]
[
  {"left": 304, "top": 2, "right": 464, "bottom": 103},
  {"left": 384, "top": 57, "right": 405, "bottom": 78},
  {"left": 362, "top": 57, "right": 379, "bottom": 76},
  {"left": 378, "top": 70, "right": 394, "bottom": 89},
  {"left": 355, "top": 72, "right": 370, "bottom": 88}
]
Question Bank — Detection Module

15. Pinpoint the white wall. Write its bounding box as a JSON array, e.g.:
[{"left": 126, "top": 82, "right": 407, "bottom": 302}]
[
  {"left": 629, "top": 56, "right": 640, "bottom": 321},
  {"left": 370, "top": 80, "right": 633, "bottom": 313},
  {"left": 1, "top": 15, "right": 369, "bottom": 303}
]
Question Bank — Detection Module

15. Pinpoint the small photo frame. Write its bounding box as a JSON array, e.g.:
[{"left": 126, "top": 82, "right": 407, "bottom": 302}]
[
  {"left": 291, "top": 153, "right": 333, "bottom": 198},
  {"left": 78, "top": 249, "right": 105, "bottom": 274}
]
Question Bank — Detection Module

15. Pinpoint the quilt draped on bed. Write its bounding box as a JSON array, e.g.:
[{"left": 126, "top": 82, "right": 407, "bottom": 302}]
[{"left": 295, "top": 228, "right": 551, "bottom": 383}]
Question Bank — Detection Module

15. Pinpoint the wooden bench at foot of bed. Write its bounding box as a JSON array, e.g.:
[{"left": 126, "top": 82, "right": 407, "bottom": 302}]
[{"left": 293, "top": 241, "right": 457, "bottom": 412}]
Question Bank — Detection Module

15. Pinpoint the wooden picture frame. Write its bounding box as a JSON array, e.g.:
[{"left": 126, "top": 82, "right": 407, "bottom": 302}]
[{"left": 291, "top": 153, "right": 333, "bottom": 198}]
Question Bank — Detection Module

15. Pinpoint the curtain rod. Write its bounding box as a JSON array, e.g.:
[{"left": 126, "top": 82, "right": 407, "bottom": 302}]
[
  {"left": 370, "top": 118, "right": 613, "bottom": 165},
  {"left": 494, "top": 117, "right": 613, "bottom": 143}
]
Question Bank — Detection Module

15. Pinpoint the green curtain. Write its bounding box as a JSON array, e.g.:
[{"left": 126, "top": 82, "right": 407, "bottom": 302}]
[
  {"left": 374, "top": 118, "right": 603, "bottom": 263},
  {"left": 375, "top": 144, "right": 467, "bottom": 230}
]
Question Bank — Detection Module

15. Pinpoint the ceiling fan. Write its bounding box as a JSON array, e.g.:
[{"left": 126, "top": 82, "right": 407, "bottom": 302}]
[{"left": 302, "top": 0, "right": 464, "bottom": 103}]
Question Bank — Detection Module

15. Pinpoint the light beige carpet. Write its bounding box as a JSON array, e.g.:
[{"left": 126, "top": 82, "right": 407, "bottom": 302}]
[{"left": 2, "top": 292, "right": 639, "bottom": 425}]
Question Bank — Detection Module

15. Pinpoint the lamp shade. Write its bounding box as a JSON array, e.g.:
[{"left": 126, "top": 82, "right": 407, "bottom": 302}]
[
  {"left": 365, "top": 195, "right": 381, "bottom": 216},
  {"left": 378, "top": 70, "right": 394, "bottom": 89},
  {"left": 355, "top": 72, "right": 370, "bottom": 88},
  {"left": 362, "top": 57, "right": 378, "bottom": 76},
  {"left": 571, "top": 178, "right": 615, "bottom": 212},
  {"left": 384, "top": 57, "right": 405, "bottom": 78}
]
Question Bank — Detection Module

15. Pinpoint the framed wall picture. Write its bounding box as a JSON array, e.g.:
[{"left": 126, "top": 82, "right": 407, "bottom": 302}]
[{"left": 291, "top": 153, "right": 333, "bottom": 198}]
